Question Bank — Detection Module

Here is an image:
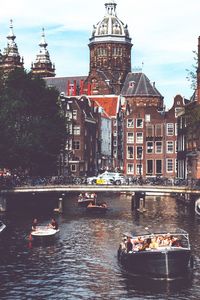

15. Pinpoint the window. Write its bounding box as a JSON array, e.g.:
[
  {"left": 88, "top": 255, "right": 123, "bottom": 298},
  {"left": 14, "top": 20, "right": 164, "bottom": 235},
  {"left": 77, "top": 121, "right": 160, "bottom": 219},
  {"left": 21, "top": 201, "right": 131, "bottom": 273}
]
[
  {"left": 127, "top": 164, "right": 134, "bottom": 174},
  {"left": 73, "top": 126, "right": 80, "bottom": 135},
  {"left": 146, "top": 124, "right": 154, "bottom": 137},
  {"left": 72, "top": 110, "right": 77, "bottom": 120},
  {"left": 155, "top": 141, "right": 162, "bottom": 153},
  {"left": 136, "top": 132, "right": 143, "bottom": 143},
  {"left": 136, "top": 118, "right": 143, "bottom": 128},
  {"left": 166, "top": 159, "right": 173, "bottom": 172},
  {"left": 73, "top": 141, "right": 80, "bottom": 150},
  {"left": 127, "top": 146, "right": 134, "bottom": 159},
  {"left": 71, "top": 164, "right": 76, "bottom": 172},
  {"left": 166, "top": 123, "right": 174, "bottom": 136},
  {"left": 136, "top": 164, "right": 143, "bottom": 175},
  {"left": 146, "top": 141, "right": 153, "bottom": 153},
  {"left": 147, "top": 160, "right": 153, "bottom": 174},
  {"left": 145, "top": 114, "right": 151, "bottom": 122},
  {"left": 127, "top": 132, "right": 134, "bottom": 143},
  {"left": 127, "top": 119, "right": 134, "bottom": 128},
  {"left": 167, "top": 141, "right": 174, "bottom": 153},
  {"left": 136, "top": 146, "right": 143, "bottom": 159},
  {"left": 175, "top": 107, "right": 183, "bottom": 118},
  {"left": 155, "top": 124, "right": 163, "bottom": 136},
  {"left": 156, "top": 160, "right": 162, "bottom": 174},
  {"left": 66, "top": 111, "right": 72, "bottom": 119}
]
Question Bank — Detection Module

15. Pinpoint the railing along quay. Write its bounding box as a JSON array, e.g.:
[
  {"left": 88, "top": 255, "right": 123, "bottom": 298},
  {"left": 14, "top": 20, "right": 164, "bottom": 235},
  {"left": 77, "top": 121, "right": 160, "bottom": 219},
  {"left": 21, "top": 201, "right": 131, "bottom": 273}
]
[{"left": 1, "top": 184, "right": 200, "bottom": 194}]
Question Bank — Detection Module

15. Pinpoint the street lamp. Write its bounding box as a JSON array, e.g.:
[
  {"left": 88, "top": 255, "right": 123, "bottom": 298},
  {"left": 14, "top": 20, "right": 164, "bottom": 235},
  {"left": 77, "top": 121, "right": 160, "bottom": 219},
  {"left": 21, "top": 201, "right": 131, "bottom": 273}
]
[
  {"left": 59, "top": 94, "right": 73, "bottom": 179},
  {"left": 138, "top": 147, "right": 143, "bottom": 183}
]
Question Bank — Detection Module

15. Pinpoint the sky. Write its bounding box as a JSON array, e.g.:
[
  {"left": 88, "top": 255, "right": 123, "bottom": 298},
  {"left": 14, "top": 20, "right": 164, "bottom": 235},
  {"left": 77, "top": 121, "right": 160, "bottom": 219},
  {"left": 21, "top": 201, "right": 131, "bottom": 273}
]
[{"left": 0, "top": 0, "right": 200, "bottom": 109}]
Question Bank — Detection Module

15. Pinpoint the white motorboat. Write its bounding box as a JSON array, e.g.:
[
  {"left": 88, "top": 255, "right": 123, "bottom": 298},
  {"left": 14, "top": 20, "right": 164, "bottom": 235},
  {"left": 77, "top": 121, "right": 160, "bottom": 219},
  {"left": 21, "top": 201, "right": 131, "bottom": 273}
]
[
  {"left": 195, "top": 198, "right": 200, "bottom": 215},
  {"left": 0, "top": 220, "right": 6, "bottom": 233},
  {"left": 31, "top": 226, "right": 59, "bottom": 241}
]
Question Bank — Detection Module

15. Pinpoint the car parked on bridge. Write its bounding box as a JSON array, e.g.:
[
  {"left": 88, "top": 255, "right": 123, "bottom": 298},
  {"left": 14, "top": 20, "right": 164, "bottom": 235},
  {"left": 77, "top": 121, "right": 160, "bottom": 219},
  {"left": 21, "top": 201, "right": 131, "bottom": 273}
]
[{"left": 87, "top": 171, "right": 126, "bottom": 185}]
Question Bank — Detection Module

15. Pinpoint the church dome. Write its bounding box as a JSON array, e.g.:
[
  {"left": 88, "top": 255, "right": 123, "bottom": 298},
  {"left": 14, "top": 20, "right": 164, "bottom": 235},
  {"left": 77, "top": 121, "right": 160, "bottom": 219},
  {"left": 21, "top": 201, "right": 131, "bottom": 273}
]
[{"left": 90, "top": 1, "right": 132, "bottom": 44}]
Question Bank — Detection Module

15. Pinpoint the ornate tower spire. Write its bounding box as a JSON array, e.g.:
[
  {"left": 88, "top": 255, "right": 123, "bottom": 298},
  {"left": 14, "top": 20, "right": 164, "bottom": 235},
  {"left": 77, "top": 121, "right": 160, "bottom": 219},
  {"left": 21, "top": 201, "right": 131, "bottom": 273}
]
[
  {"left": 31, "top": 28, "right": 55, "bottom": 78},
  {"left": 0, "top": 19, "right": 24, "bottom": 73},
  {"left": 85, "top": 1, "right": 132, "bottom": 95}
]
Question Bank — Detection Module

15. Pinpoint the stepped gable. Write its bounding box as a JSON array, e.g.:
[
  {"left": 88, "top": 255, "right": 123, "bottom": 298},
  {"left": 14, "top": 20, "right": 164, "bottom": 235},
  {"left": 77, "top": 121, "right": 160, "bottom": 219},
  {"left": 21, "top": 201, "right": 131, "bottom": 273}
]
[{"left": 121, "top": 72, "right": 163, "bottom": 98}]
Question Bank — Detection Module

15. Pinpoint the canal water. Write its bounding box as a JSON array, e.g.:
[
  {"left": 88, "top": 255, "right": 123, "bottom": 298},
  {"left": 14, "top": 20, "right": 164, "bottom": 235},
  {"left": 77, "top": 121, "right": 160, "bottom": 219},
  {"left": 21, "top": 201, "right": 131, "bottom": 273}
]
[{"left": 0, "top": 192, "right": 200, "bottom": 300}]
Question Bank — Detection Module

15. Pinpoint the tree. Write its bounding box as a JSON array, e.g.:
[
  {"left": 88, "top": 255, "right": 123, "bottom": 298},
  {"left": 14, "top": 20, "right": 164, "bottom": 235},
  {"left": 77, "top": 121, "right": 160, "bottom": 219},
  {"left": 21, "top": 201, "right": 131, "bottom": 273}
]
[
  {"left": 186, "top": 50, "right": 198, "bottom": 91},
  {"left": 0, "top": 68, "right": 66, "bottom": 176}
]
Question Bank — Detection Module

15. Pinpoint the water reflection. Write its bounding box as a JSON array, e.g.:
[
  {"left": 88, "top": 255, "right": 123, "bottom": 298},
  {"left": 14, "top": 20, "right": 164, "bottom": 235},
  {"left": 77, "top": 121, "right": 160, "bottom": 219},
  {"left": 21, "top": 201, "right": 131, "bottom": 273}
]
[{"left": 0, "top": 193, "right": 199, "bottom": 299}]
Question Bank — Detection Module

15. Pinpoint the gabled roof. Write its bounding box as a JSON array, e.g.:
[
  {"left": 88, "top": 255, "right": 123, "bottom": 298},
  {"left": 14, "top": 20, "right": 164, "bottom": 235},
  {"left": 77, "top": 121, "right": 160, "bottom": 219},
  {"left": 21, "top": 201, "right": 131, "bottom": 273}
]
[
  {"left": 89, "top": 95, "right": 119, "bottom": 117},
  {"left": 121, "top": 72, "right": 163, "bottom": 98},
  {"left": 44, "top": 76, "right": 87, "bottom": 94}
]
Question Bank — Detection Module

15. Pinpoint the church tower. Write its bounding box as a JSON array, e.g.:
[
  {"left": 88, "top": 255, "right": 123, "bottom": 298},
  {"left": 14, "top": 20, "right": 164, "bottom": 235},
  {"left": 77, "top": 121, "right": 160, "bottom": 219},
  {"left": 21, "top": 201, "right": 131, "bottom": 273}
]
[
  {"left": 31, "top": 28, "right": 55, "bottom": 78},
  {"left": 84, "top": 0, "right": 132, "bottom": 95},
  {"left": 0, "top": 19, "right": 24, "bottom": 73}
]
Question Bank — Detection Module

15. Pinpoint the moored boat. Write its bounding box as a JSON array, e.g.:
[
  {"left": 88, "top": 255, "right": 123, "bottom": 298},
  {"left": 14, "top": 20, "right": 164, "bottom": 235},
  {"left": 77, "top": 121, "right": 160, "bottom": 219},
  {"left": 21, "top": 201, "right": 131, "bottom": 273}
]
[
  {"left": 0, "top": 220, "right": 6, "bottom": 234},
  {"left": 78, "top": 192, "right": 96, "bottom": 207},
  {"left": 118, "top": 227, "right": 192, "bottom": 280},
  {"left": 86, "top": 202, "right": 108, "bottom": 214},
  {"left": 195, "top": 198, "right": 200, "bottom": 215}
]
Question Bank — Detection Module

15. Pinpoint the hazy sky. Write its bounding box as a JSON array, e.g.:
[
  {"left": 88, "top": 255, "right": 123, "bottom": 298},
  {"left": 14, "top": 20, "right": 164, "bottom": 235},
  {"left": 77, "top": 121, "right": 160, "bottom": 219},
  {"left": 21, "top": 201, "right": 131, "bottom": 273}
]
[{"left": 0, "top": 0, "right": 199, "bottom": 108}]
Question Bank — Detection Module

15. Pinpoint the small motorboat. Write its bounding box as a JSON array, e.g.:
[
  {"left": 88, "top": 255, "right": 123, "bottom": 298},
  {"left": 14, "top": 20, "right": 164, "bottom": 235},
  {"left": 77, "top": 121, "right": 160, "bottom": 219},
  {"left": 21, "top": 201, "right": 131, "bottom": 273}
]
[
  {"left": 78, "top": 192, "right": 96, "bottom": 207},
  {"left": 0, "top": 220, "right": 6, "bottom": 234},
  {"left": 195, "top": 198, "right": 200, "bottom": 215},
  {"left": 86, "top": 202, "right": 108, "bottom": 214},
  {"left": 30, "top": 226, "right": 59, "bottom": 242},
  {"left": 118, "top": 226, "right": 192, "bottom": 280}
]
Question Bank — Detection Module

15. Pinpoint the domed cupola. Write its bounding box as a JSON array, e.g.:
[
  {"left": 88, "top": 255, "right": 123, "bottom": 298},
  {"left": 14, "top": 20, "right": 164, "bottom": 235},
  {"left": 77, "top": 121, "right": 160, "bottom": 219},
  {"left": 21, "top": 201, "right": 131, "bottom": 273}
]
[
  {"left": 85, "top": 1, "right": 133, "bottom": 95},
  {"left": 90, "top": 0, "right": 131, "bottom": 44}
]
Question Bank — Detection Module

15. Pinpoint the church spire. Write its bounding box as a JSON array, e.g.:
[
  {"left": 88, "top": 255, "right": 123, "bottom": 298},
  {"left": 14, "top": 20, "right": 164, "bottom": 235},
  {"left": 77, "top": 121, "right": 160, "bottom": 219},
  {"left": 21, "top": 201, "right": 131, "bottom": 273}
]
[
  {"left": 0, "top": 19, "right": 24, "bottom": 73},
  {"left": 31, "top": 28, "right": 55, "bottom": 78}
]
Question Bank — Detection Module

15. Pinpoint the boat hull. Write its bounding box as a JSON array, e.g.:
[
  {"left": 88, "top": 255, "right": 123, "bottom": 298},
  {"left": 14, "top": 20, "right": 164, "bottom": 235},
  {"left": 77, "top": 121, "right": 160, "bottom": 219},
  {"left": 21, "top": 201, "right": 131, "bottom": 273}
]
[
  {"left": 195, "top": 199, "right": 200, "bottom": 215},
  {"left": 86, "top": 206, "right": 107, "bottom": 214},
  {"left": 118, "top": 248, "right": 191, "bottom": 279},
  {"left": 31, "top": 228, "right": 59, "bottom": 242},
  {"left": 78, "top": 199, "right": 95, "bottom": 207}
]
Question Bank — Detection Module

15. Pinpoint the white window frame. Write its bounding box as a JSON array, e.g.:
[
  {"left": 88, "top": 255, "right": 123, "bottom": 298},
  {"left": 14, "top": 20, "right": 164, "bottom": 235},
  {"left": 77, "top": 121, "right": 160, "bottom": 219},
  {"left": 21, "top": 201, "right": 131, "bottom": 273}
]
[
  {"left": 127, "top": 132, "right": 134, "bottom": 143},
  {"left": 136, "top": 132, "right": 143, "bottom": 143},
  {"left": 136, "top": 118, "right": 143, "bottom": 128},
  {"left": 127, "top": 146, "right": 134, "bottom": 159},
  {"left": 127, "top": 119, "right": 134, "bottom": 128},
  {"left": 166, "top": 159, "right": 173, "bottom": 173},
  {"left": 127, "top": 163, "right": 134, "bottom": 174},
  {"left": 155, "top": 141, "right": 162, "bottom": 154},
  {"left": 166, "top": 141, "right": 174, "bottom": 153},
  {"left": 166, "top": 123, "right": 174, "bottom": 136}
]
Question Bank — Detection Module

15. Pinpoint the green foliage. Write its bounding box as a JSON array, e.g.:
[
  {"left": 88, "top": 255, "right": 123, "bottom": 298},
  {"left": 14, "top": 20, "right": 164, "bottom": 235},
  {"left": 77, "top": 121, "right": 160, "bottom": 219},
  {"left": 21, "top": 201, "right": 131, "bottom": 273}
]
[
  {"left": 0, "top": 69, "right": 65, "bottom": 176},
  {"left": 186, "top": 50, "right": 198, "bottom": 90}
]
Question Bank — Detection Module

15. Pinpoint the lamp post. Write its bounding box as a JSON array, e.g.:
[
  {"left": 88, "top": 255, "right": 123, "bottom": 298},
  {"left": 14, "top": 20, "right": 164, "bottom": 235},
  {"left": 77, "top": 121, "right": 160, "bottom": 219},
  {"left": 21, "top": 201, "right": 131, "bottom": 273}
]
[
  {"left": 59, "top": 94, "right": 73, "bottom": 179},
  {"left": 138, "top": 147, "right": 143, "bottom": 183}
]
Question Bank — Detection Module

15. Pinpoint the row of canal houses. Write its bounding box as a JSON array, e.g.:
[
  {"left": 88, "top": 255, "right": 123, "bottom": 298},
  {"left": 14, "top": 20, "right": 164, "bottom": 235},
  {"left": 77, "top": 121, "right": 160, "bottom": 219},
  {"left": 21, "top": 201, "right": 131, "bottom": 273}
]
[{"left": 0, "top": 3, "right": 200, "bottom": 180}]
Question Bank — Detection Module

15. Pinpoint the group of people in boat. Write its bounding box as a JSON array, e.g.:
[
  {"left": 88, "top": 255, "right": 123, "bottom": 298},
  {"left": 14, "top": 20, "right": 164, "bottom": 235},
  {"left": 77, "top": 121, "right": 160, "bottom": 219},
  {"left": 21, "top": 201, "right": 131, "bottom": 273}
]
[
  {"left": 78, "top": 192, "right": 97, "bottom": 200},
  {"left": 121, "top": 234, "right": 182, "bottom": 252},
  {"left": 31, "top": 218, "right": 58, "bottom": 231}
]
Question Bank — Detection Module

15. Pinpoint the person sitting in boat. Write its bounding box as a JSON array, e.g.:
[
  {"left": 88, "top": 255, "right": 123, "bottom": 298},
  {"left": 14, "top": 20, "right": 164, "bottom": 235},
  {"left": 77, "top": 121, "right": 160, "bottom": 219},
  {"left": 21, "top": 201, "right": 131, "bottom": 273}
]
[
  {"left": 126, "top": 237, "right": 133, "bottom": 253},
  {"left": 87, "top": 202, "right": 94, "bottom": 207},
  {"left": 48, "top": 218, "right": 58, "bottom": 230},
  {"left": 149, "top": 236, "right": 159, "bottom": 249},
  {"left": 31, "top": 218, "right": 38, "bottom": 231}
]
